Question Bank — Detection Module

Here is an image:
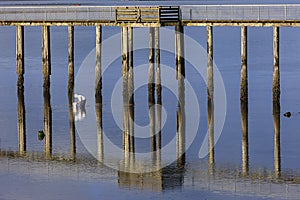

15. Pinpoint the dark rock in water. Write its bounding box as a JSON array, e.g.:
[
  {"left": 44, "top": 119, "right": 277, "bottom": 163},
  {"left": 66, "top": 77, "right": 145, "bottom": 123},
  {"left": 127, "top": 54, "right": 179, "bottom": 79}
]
[
  {"left": 38, "top": 130, "right": 45, "bottom": 140},
  {"left": 284, "top": 112, "right": 291, "bottom": 118}
]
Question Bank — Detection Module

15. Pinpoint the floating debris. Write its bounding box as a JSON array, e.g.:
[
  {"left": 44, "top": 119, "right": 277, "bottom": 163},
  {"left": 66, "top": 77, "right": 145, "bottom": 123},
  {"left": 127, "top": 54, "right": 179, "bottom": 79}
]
[
  {"left": 38, "top": 130, "right": 45, "bottom": 140},
  {"left": 283, "top": 112, "right": 291, "bottom": 118}
]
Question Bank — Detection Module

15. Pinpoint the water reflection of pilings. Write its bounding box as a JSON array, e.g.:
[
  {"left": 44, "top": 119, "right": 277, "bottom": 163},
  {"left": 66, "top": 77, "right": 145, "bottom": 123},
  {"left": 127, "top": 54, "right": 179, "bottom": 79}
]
[
  {"left": 43, "top": 78, "right": 52, "bottom": 159},
  {"left": 207, "top": 96, "right": 214, "bottom": 175},
  {"left": 240, "top": 26, "right": 249, "bottom": 176},
  {"left": 95, "top": 99, "right": 103, "bottom": 163},
  {"left": 176, "top": 24, "right": 185, "bottom": 168},
  {"left": 17, "top": 77, "right": 26, "bottom": 155},
  {"left": 207, "top": 26, "right": 214, "bottom": 174},
  {"left": 118, "top": 166, "right": 184, "bottom": 192},
  {"left": 241, "top": 100, "right": 249, "bottom": 176},
  {"left": 273, "top": 100, "right": 281, "bottom": 178},
  {"left": 68, "top": 91, "right": 76, "bottom": 160},
  {"left": 177, "top": 76, "right": 185, "bottom": 168}
]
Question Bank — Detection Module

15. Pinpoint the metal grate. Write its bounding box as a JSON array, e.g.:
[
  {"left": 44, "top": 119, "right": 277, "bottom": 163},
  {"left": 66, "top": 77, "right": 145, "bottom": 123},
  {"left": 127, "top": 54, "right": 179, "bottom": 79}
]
[{"left": 159, "top": 6, "right": 180, "bottom": 22}]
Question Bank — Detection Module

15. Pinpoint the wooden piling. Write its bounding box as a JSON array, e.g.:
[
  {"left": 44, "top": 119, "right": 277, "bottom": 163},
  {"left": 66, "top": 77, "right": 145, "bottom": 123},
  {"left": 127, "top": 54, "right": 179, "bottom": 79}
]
[
  {"left": 16, "top": 25, "right": 24, "bottom": 81},
  {"left": 128, "top": 27, "right": 134, "bottom": 94},
  {"left": 149, "top": 27, "right": 156, "bottom": 153},
  {"left": 240, "top": 26, "right": 248, "bottom": 102},
  {"left": 128, "top": 27, "right": 133, "bottom": 103},
  {"left": 155, "top": 27, "right": 161, "bottom": 151},
  {"left": 128, "top": 27, "right": 135, "bottom": 153},
  {"left": 175, "top": 24, "right": 185, "bottom": 79},
  {"left": 148, "top": 27, "right": 155, "bottom": 104},
  {"left": 240, "top": 26, "right": 249, "bottom": 176},
  {"left": 207, "top": 26, "right": 214, "bottom": 174},
  {"left": 122, "top": 27, "right": 130, "bottom": 154},
  {"left": 272, "top": 27, "right": 280, "bottom": 178},
  {"left": 95, "top": 25, "right": 104, "bottom": 162},
  {"left": 176, "top": 23, "right": 186, "bottom": 166},
  {"left": 42, "top": 25, "right": 52, "bottom": 159},
  {"left": 68, "top": 91, "right": 76, "bottom": 160},
  {"left": 122, "top": 26, "right": 129, "bottom": 77},
  {"left": 207, "top": 26, "right": 213, "bottom": 101},
  {"left": 17, "top": 79, "right": 26, "bottom": 155},
  {"left": 273, "top": 26, "right": 280, "bottom": 103},
  {"left": 42, "top": 26, "right": 51, "bottom": 78},
  {"left": 68, "top": 26, "right": 74, "bottom": 93},
  {"left": 95, "top": 25, "right": 102, "bottom": 101},
  {"left": 16, "top": 25, "right": 26, "bottom": 155},
  {"left": 241, "top": 99, "right": 249, "bottom": 176},
  {"left": 175, "top": 24, "right": 186, "bottom": 168}
]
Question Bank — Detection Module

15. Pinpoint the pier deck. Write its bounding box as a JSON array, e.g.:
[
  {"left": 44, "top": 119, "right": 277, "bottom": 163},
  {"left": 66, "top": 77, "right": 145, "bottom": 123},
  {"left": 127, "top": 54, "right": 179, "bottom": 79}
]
[{"left": 0, "top": 5, "right": 300, "bottom": 26}]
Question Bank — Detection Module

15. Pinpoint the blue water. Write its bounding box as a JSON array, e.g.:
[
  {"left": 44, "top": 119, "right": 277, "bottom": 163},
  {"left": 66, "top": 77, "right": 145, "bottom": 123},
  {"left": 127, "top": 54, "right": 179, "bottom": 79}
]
[{"left": 0, "top": 1, "right": 300, "bottom": 200}]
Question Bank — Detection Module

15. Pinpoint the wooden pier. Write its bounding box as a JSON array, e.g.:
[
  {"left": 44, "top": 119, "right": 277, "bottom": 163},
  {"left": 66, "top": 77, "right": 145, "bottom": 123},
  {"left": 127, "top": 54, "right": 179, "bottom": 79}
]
[{"left": 1, "top": 4, "right": 297, "bottom": 183}]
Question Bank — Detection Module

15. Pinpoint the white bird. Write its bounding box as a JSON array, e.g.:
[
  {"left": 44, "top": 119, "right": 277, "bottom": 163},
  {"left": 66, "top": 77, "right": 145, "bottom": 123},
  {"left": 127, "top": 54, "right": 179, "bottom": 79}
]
[{"left": 73, "top": 94, "right": 86, "bottom": 121}]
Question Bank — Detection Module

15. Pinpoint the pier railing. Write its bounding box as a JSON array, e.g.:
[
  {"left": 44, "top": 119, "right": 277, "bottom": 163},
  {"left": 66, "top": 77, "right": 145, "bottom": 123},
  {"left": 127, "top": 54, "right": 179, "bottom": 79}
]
[
  {"left": 181, "top": 5, "right": 300, "bottom": 21},
  {"left": 0, "top": 6, "right": 115, "bottom": 21},
  {"left": 0, "top": 6, "right": 181, "bottom": 24}
]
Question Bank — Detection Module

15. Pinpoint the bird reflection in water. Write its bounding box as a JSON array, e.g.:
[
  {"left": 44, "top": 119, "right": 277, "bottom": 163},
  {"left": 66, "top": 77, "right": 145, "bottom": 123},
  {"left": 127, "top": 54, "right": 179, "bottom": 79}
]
[{"left": 73, "top": 93, "right": 86, "bottom": 121}]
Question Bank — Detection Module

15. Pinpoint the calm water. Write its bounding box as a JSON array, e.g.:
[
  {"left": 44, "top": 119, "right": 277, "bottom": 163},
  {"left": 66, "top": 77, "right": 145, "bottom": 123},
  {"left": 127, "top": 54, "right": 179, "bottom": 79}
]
[{"left": 1, "top": 1, "right": 300, "bottom": 200}]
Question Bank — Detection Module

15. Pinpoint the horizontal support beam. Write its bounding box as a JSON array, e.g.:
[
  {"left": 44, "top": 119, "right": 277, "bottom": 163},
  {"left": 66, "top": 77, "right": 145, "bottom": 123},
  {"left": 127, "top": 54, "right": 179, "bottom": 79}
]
[
  {"left": 183, "top": 20, "right": 300, "bottom": 27},
  {"left": 1, "top": 20, "right": 300, "bottom": 27}
]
